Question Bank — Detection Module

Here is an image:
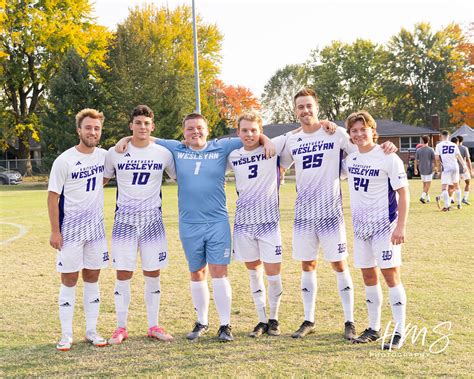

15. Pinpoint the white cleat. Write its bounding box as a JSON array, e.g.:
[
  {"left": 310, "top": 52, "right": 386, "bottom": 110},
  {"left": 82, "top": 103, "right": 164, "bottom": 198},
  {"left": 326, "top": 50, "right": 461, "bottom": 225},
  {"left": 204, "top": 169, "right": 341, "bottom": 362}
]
[
  {"left": 56, "top": 334, "right": 73, "bottom": 351},
  {"left": 85, "top": 331, "right": 108, "bottom": 347}
]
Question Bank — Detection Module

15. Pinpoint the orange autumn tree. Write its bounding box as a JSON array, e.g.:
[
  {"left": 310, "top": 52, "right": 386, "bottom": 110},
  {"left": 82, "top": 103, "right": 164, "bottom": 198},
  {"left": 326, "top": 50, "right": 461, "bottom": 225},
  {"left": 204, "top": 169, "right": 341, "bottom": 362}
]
[
  {"left": 448, "top": 25, "right": 474, "bottom": 126},
  {"left": 213, "top": 79, "right": 261, "bottom": 127}
]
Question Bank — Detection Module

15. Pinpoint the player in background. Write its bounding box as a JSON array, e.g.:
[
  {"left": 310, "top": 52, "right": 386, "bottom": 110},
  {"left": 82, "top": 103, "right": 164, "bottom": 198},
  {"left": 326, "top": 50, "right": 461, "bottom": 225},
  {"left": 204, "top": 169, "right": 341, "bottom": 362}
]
[
  {"left": 456, "top": 135, "right": 472, "bottom": 205},
  {"left": 48, "top": 109, "right": 108, "bottom": 351},
  {"left": 280, "top": 88, "right": 397, "bottom": 340},
  {"left": 105, "top": 105, "right": 176, "bottom": 345},
  {"left": 414, "top": 135, "right": 435, "bottom": 203},
  {"left": 434, "top": 130, "right": 467, "bottom": 211}
]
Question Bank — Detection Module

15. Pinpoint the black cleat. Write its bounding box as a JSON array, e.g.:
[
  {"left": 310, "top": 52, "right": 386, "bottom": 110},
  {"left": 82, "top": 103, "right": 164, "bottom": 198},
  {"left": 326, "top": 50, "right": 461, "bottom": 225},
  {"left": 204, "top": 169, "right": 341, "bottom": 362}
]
[
  {"left": 344, "top": 321, "right": 356, "bottom": 340},
  {"left": 382, "top": 332, "right": 403, "bottom": 350},
  {"left": 217, "top": 324, "right": 234, "bottom": 342},
  {"left": 291, "top": 320, "right": 315, "bottom": 338},
  {"left": 352, "top": 328, "right": 380, "bottom": 344},
  {"left": 441, "top": 207, "right": 450, "bottom": 212},
  {"left": 248, "top": 322, "right": 268, "bottom": 338},
  {"left": 267, "top": 319, "right": 281, "bottom": 336},
  {"left": 186, "top": 322, "right": 209, "bottom": 341},
  {"left": 419, "top": 197, "right": 426, "bottom": 204},
  {"left": 462, "top": 199, "right": 470, "bottom": 205}
]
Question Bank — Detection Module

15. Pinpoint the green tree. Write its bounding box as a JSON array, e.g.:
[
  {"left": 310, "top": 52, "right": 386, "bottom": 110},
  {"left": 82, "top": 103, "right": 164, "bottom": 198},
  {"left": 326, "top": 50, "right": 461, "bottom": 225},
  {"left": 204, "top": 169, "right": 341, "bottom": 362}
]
[
  {"left": 0, "top": 0, "right": 111, "bottom": 173},
  {"left": 261, "top": 64, "right": 308, "bottom": 123},
  {"left": 384, "top": 22, "right": 465, "bottom": 126},
  {"left": 101, "top": 4, "right": 223, "bottom": 142}
]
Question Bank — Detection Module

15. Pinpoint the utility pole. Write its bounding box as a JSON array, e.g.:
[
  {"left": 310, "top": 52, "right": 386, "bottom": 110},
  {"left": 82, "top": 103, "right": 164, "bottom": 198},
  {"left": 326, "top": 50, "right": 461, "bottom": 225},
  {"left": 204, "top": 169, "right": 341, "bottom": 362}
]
[{"left": 192, "top": 0, "right": 201, "bottom": 113}]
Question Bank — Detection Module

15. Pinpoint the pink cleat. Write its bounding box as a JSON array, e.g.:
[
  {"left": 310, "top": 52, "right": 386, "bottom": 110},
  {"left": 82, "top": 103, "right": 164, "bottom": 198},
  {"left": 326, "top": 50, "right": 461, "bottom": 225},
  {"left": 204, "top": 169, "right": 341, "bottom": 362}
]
[
  {"left": 147, "top": 325, "right": 173, "bottom": 342},
  {"left": 108, "top": 327, "right": 128, "bottom": 345}
]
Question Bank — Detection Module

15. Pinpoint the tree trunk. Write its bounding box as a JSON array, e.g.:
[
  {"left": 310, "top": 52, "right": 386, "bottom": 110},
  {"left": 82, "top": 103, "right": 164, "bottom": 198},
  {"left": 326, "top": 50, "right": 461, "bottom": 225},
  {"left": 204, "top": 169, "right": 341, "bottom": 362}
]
[{"left": 17, "top": 130, "right": 32, "bottom": 176}]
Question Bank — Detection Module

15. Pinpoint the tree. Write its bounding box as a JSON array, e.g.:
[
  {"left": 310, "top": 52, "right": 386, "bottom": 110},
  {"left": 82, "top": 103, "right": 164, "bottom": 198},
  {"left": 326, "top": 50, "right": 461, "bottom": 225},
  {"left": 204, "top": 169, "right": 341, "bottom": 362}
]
[
  {"left": 261, "top": 64, "right": 308, "bottom": 123},
  {"left": 0, "top": 0, "right": 111, "bottom": 173},
  {"left": 448, "top": 24, "right": 474, "bottom": 126},
  {"left": 384, "top": 23, "right": 465, "bottom": 127},
  {"left": 40, "top": 49, "right": 105, "bottom": 168},
  {"left": 100, "top": 4, "right": 223, "bottom": 142}
]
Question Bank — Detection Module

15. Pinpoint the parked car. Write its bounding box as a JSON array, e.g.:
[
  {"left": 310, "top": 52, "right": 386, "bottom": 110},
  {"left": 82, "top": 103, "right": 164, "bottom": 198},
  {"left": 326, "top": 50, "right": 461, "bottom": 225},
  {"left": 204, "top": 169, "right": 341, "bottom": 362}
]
[{"left": 0, "top": 165, "right": 22, "bottom": 185}]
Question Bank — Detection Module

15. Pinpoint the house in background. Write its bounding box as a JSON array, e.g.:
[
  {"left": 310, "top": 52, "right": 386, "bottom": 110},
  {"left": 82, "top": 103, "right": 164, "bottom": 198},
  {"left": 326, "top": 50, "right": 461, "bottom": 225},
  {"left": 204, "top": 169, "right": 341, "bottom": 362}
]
[
  {"left": 223, "top": 115, "right": 442, "bottom": 165},
  {"left": 451, "top": 124, "right": 474, "bottom": 160}
]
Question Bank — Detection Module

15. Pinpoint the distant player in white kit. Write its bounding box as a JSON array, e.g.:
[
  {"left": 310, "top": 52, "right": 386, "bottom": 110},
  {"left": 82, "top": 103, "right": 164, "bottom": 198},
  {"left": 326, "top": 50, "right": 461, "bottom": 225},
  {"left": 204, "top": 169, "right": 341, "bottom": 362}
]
[
  {"left": 48, "top": 108, "right": 109, "bottom": 351},
  {"left": 343, "top": 111, "right": 409, "bottom": 350},
  {"left": 105, "top": 105, "right": 176, "bottom": 344},
  {"left": 434, "top": 130, "right": 467, "bottom": 211}
]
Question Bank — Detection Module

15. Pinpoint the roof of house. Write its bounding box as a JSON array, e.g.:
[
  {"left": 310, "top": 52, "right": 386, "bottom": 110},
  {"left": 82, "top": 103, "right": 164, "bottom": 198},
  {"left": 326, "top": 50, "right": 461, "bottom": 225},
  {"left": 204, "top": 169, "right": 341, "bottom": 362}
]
[{"left": 220, "top": 120, "right": 439, "bottom": 139}]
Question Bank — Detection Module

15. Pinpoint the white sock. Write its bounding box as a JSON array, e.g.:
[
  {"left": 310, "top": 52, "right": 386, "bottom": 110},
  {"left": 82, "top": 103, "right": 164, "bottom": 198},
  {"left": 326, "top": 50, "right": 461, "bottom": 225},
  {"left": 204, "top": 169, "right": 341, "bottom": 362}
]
[
  {"left": 267, "top": 274, "right": 283, "bottom": 320},
  {"left": 426, "top": 194, "right": 431, "bottom": 202},
  {"left": 248, "top": 269, "right": 267, "bottom": 323},
  {"left": 455, "top": 190, "right": 462, "bottom": 205},
  {"left": 190, "top": 280, "right": 209, "bottom": 325},
  {"left": 114, "top": 279, "right": 131, "bottom": 329},
  {"left": 301, "top": 270, "right": 317, "bottom": 323},
  {"left": 83, "top": 281, "right": 100, "bottom": 333},
  {"left": 421, "top": 191, "right": 427, "bottom": 200},
  {"left": 212, "top": 277, "right": 232, "bottom": 326},
  {"left": 144, "top": 276, "right": 161, "bottom": 328},
  {"left": 463, "top": 191, "right": 469, "bottom": 201},
  {"left": 389, "top": 283, "right": 407, "bottom": 336},
  {"left": 442, "top": 190, "right": 450, "bottom": 208},
  {"left": 365, "top": 284, "right": 383, "bottom": 331},
  {"left": 58, "top": 284, "right": 76, "bottom": 336},
  {"left": 335, "top": 270, "right": 354, "bottom": 323}
]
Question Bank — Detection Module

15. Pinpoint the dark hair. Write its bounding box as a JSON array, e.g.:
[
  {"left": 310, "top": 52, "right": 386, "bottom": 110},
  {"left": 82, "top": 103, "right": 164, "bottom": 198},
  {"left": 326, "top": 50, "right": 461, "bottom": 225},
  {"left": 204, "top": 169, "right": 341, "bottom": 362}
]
[
  {"left": 421, "top": 135, "right": 429, "bottom": 144},
  {"left": 457, "top": 135, "right": 464, "bottom": 143},
  {"left": 294, "top": 88, "right": 319, "bottom": 107},
  {"left": 345, "top": 110, "right": 378, "bottom": 142},
  {"left": 182, "top": 113, "right": 208, "bottom": 128},
  {"left": 441, "top": 130, "right": 449, "bottom": 137},
  {"left": 130, "top": 105, "right": 154, "bottom": 123},
  {"left": 451, "top": 136, "right": 458, "bottom": 143}
]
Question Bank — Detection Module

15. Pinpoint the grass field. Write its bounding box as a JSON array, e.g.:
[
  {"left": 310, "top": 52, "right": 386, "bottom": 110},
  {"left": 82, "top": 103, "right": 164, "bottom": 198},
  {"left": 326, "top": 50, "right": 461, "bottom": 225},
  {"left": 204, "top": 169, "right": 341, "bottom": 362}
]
[{"left": 1, "top": 179, "right": 473, "bottom": 377}]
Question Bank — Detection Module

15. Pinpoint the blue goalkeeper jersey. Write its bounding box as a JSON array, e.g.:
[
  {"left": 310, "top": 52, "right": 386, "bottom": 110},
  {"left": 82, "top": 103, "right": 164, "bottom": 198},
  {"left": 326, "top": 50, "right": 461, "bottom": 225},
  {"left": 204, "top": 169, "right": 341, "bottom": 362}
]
[{"left": 156, "top": 138, "right": 242, "bottom": 223}]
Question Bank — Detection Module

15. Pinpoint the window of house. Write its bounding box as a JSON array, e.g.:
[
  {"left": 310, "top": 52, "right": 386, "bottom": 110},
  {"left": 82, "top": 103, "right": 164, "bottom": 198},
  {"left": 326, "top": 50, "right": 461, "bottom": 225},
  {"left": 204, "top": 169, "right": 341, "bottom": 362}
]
[{"left": 400, "top": 137, "right": 419, "bottom": 151}]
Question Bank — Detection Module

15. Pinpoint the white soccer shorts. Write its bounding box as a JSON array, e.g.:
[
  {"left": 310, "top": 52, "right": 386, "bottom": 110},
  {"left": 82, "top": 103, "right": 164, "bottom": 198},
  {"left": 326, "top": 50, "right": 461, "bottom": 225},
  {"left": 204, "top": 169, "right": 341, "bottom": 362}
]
[
  {"left": 292, "top": 217, "right": 348, "bottom": 262},
  {"left": 111, "top": 218, "right": 169, "bottom": 271},
  {"left": 460, "top": 171, "right": 471, "bottom": 181},
  {"left": 233, "top": 222, "right": 283, "bottom": 263},
  {"left": 420, "top": 174, "right": 433, "bottom": 182},
  {"left": 441, "top": 169, "right": 460, "bottom": 185}
]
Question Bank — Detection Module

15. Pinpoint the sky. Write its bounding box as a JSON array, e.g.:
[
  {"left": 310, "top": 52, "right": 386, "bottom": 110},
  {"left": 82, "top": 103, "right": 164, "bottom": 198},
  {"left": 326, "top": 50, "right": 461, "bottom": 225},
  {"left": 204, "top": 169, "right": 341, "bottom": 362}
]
[{"left": 92, "top": 0, "right": 473, "bottom": 98}]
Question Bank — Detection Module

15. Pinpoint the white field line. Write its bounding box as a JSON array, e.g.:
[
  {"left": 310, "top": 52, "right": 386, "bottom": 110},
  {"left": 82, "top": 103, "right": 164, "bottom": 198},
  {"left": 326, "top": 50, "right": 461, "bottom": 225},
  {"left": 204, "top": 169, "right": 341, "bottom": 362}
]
[{"left": 0, "top": 222, "right": 29, "bottom": 245}]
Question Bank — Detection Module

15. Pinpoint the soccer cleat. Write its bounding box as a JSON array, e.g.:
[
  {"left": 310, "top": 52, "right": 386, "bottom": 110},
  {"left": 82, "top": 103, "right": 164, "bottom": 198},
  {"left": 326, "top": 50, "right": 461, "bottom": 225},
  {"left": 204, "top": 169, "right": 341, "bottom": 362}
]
[
  {"left": 419, "top": 197, "right": 426, "bottom": 204},
  {"left": 344, "top": 321, "right": 356, "bottom": 340},
  {"left": 291, "top": 320, "right": 315, "bottom": 338},
  {"left": 457, "top": 204, "right": 462, "bottom": 210},
  {"left": 186, "top": 322, "right": 209, "bottom": 341},
  {"left": 382, "top": 332, "right": 403, "bottom": 350},
  {"left": 148, "top": 325, "right": 173, "bottom": 342},
  {"left": 217, "top": 324, "right": 234, "bottom": 342},
  {"left": 85, "top": 331, "right": 107, "bottom": 347},
  {"left": 56, "top": 334, "right": 73, "bottom": 351},
  {"left": 426, "top": 197, "right": 430, "bottom": 203},
  {"left": 450, "top": 199, "right": 455, "bottom": 204},
  {"left": 435, "top": 196, "right": 442, "bottom": 209},
  {"left": 248, "top": 322, "right": 268, "bottom": 338},
  {"left": 108, "top": 327, "right": 128, "bottom": 345},
  {"left": 352, "top": 328, "right": 380, "bottom": 344},
  {"left": 267, "top": 319, "right": 281, "bottom": 336},
  {"left": 462, "top": 199, "right": 470, "bottom": 205},
  {"left": 441, "top": 207, "right": 450, "bottom": 212}
]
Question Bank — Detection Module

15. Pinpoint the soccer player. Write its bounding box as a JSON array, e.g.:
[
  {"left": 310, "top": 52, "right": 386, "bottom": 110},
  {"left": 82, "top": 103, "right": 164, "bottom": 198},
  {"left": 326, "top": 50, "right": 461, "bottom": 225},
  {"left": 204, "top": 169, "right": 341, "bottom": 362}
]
[
  {"left": 227, "top": 111, "right": 294, "bottom": 338},
  {"left": 48, "top": 108, "right": 108, "bottom": 351},
  {"left": 105, "top": 105, "right": 176, "bottom": 344},
  {"left": 414, "top": 135, "right": 435, "bottom": 203},
  {"left": 457, "top": 135, "right": 472, "bottom": 205},
  {"left": 434, "top": 130, "right": 467, "bottom": 211},
  {"left": 343, "top": 111, "right": 409, "bottom": 350},
  {"left": 280, "top": 88, "right": 396, "bottom": 340},
  {"left": 116, "top": 113, "right": 275, "bottom": 342}
]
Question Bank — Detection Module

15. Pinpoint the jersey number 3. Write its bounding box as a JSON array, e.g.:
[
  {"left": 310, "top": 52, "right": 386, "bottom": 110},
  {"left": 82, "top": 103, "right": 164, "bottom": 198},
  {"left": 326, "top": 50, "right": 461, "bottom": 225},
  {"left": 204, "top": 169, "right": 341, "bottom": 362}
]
[{"left": 248, "top": 164, "right": 258, "bottom": 179}]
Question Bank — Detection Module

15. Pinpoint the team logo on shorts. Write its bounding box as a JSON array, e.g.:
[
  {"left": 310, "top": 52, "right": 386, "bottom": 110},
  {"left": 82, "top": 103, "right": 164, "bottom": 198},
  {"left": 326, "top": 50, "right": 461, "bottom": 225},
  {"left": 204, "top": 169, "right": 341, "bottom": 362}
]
[
  {"left": 159, "top": 251, "right": 167, "bottom": 262},
  {"left": 102, "top": 252, "right": 109, "bottom": 262},
  {"left": 337, "top": 243, "right": 347, "bottom": 254},
  {"left": 224, "top": 248, "right": 230, "bottom": 258},
  {"left": 275, "top": 246, "right": 282, "bottom": 256},
  {"left": 382, "top": 250, "right": 393, "bottom": 261}
]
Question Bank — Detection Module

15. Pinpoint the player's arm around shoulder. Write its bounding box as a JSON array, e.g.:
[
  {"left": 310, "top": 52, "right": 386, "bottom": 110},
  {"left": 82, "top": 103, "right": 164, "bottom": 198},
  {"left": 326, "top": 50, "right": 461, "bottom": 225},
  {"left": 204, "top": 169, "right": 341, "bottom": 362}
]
[{"left": 161, "top": 146, "right": 177, "bottom": 180}]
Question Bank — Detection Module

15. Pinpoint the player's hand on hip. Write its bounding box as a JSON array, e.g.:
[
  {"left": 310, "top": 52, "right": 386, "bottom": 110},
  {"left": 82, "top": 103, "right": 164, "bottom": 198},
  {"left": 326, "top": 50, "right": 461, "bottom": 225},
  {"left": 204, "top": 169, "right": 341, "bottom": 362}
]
[
  {"left": 320, "top": 120, "right": 337, "bottom": 135},
  {"left": 115, "top": 136, "right": 132, "bottom": 153},
  {"left": 50, "top": 232, "right": 63, "bottom": 251}
]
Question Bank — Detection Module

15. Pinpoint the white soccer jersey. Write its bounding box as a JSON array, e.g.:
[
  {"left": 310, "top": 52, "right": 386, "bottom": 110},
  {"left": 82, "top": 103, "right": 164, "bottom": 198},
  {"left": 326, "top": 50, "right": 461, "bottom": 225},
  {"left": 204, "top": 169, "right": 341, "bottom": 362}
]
[
  {"left": 104, "top": 142, "right": 176, "bottom": 225},
  {"left": 281, "top": 127, "right": 355, "bottom": 220},
  {"left": 343, "top": 145, "right": 408, "bottom": 240},
  {"left": 228, "top": 135, "right": 288, "bottom": 225},
  {"left": 48, "top": 146, "right": 107, "bottom": 242},
  {"left": 435, "top": 140, "right": 461, "bottom": 172}
]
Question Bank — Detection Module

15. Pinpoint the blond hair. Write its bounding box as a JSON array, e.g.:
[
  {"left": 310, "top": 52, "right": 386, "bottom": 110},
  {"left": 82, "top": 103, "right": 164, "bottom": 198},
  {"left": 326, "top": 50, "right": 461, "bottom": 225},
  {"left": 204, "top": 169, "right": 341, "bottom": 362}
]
[
  {"left": 237, "top": 110, "right": 263, "bottom": 131},
  {"left": 75, "top": 108, "right": 105, "bottom": 128},
  {"left": 345, "top": 110, "right": 378, "bottom": 142}
]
